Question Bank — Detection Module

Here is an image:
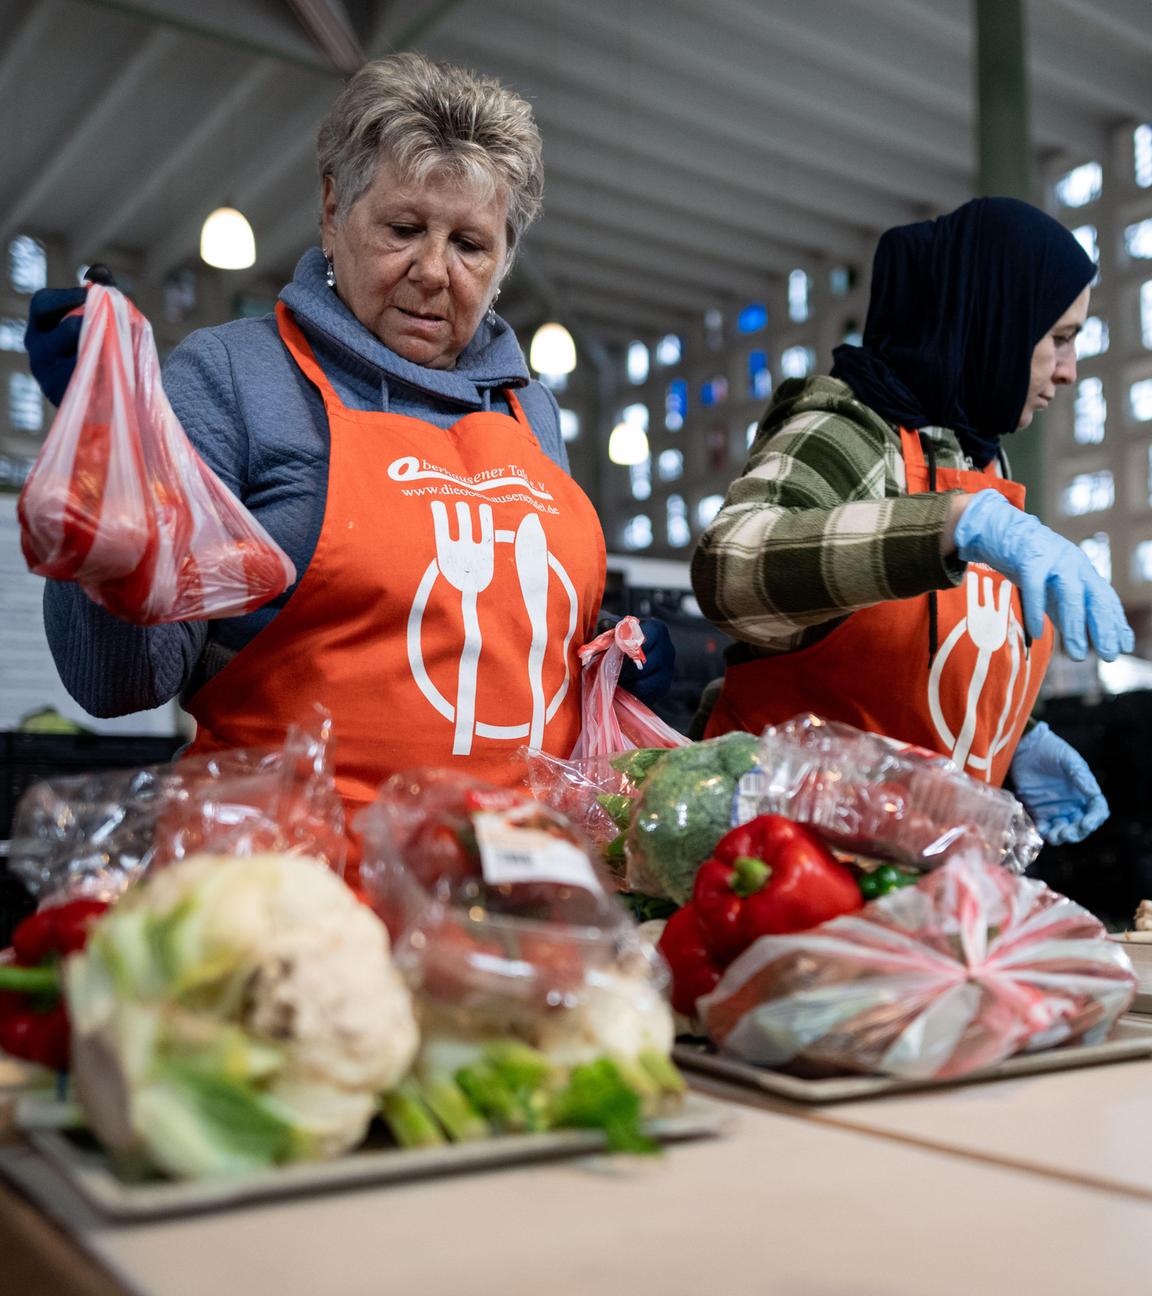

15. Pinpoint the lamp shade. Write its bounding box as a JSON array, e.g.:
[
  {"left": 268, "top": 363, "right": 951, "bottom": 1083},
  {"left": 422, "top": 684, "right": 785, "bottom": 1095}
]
[
  {"left": 529, "top": 321, "right": 576, "bottom": 375},
  {"left": 200, "top": 206, "right": 256, "bottom": 270},
  {"left": 608, "top": 419, "right": 650, "bottom": 466}
]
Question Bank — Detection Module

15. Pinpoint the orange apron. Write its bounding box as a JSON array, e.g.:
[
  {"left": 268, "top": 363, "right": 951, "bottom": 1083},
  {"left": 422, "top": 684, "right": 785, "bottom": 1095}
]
[
  {"left": 705, "top": 427, "right": 1054, "bottom": 786},
  {"left": 185, "top": 304, "right": 605, "bottom": 813}
]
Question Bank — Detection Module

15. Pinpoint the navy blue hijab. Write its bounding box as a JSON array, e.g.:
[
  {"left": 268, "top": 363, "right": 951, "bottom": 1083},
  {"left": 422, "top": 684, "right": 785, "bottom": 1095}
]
[{"left": 831, "top": 197, "right": 1096, "bottom": 467}]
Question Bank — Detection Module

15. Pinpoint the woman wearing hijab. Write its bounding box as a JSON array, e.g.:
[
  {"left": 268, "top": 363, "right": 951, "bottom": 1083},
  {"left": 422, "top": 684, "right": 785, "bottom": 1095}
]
[{"left": 691, "top": 197, "right": 1133, "bottom": 845}]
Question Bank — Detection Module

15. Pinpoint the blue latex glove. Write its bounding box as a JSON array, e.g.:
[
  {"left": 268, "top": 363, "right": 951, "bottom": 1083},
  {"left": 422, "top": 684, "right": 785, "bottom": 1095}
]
[
  {"left": 954, "top": 489, "right": 1133, "bottom": 662},
  {"left": 618, "top": 617, "right": 676, "bottom": 704},
  {"left": 24, "top": 266, "right": 116, "bottom": 407},
  {"left": 1009, "top": 721, "right": 1109, "bottom": 845}
]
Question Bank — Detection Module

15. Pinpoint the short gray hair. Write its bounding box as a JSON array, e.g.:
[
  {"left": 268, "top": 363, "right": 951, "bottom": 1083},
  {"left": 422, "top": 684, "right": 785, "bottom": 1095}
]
[{"left": 317, "top": 53, "right": 544, "bottom": 255}]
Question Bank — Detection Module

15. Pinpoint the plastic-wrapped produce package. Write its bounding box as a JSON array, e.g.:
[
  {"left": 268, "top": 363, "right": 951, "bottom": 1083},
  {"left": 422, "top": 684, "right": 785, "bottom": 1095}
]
[
  {"left": 700, "top": 852, "right": 1136, "bottom": 1080},
  {"left": 743, "top": 713, "right": 1042, "bottom": 874}
]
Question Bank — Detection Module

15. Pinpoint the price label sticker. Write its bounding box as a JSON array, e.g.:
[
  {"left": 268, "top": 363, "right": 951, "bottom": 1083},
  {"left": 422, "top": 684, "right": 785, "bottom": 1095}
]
[
  {"left": 474, "top": 806, "right": 600, "bottom": 890},
  {"left": 731, "top": 762, "right": 767, "bottom": 826}
]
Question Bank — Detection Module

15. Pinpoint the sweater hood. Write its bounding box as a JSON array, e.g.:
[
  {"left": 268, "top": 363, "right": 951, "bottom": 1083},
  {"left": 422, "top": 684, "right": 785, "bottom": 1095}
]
[{"left": 279, "top": 247, "right": 530, "bottom": 407}]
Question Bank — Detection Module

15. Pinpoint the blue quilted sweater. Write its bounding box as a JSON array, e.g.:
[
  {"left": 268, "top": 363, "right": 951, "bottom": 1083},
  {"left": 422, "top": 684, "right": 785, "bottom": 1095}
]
[{"left": 42, "top": 248, "right": 569, "bottom": 717}]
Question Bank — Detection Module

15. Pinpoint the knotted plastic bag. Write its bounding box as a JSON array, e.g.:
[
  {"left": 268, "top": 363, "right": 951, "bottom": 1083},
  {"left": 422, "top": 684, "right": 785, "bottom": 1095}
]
[
  {"left": 699, "top": 852, "right": 1137, "bottom": 1079},
  {"left": 18, "top": 284, "right": 295, "bottom": 623},
  {"left": 569, "top": 616, "right": 689, "bottom": 761}
]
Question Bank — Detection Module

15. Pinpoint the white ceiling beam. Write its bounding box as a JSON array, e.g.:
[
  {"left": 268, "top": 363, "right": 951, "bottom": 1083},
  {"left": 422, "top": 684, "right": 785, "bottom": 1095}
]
[
  {"left": 527, "top": 249, "right": 726, "bottom": 315},
  {"left": 485, "top": 0, "right": 970, "bottom": 172},
  {"left": 540, "top": 178, "right": 810, "bottom": 279},
  {"left": 0, "top": 26, "right": 180, "bottom": 246},
  {"left": 284, "top": 0, "right": 365, "bottom": 73},
  {"left": 437, "top": 16, "right": 968, "bottom": 213},
  {"left": 0, "top": 0, "right": 64, "bottom": 99},
  {"left": 524, "top": 220, "right": 777, "bottom": 302},
  {"left": 145, "top": 86, "right": 331, "bottom": 279},
  {"left": 517, "top": 282, "right": 694, "bottom": 337},
  {"left": 1044, "top": 0, "right": 1152, "bottom": 55},
  {"left": 78, "top": 60, "right": 281, "bottom": 264}
]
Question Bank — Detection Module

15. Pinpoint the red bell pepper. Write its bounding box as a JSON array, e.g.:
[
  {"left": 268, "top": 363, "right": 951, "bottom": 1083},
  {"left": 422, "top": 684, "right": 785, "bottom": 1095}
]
[
  {"left": 692, "top": 815, "right": 863, "bottom": 963},
  {"left": 0, "top": 899, "right": 109, "bottom": 1071},
  {"left": 657, "top": 904, "right": 725, "bottom": 1017}
]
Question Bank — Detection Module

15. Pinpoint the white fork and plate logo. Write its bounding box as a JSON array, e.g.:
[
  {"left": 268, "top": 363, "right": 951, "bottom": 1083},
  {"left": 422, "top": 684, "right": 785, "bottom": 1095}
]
[
  {"left": 927, "top": 568, "right": 1034, "bottom": 781},
  {"left": 407, "top": 500, "right": 578, "bottom": 755}
]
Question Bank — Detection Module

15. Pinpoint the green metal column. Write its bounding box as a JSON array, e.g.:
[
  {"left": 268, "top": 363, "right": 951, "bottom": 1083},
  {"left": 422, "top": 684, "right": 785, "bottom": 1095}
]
[{"left": 973, "top": 0, "right": 1045, "bottom": 515}]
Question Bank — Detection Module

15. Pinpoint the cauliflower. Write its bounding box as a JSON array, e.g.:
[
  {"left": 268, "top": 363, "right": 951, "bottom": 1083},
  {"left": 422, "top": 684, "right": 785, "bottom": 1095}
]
[{"left": 66, "top": 853, "right": 418, "bottom": 1178}]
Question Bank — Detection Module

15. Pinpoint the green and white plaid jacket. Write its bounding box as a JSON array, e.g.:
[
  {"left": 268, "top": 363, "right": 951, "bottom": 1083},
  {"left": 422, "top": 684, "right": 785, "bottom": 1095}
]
[{"left": 690, "top": 376, "right": 978, "bottom": 658}]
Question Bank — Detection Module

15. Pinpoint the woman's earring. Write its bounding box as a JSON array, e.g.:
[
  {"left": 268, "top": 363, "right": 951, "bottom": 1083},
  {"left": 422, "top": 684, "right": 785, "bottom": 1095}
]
[
  {"left": 486, "top": 287, "right": 500, "bottom": 325},
  {"left": 323, "top": 251, "right": 336, "bottom": 289}
]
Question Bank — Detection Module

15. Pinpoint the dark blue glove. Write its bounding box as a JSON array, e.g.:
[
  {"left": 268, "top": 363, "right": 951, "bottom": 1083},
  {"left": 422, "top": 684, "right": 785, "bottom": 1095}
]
[
  {"left": 24, "top": 266, "right": 116, "bottom": 407},
  {"left": 954, "top": 489, "right": 1133, "bottom": 661},
  {"left": 1009, "top": 722, "right": 1109, "bottom": 845},
  {"left": 618, "top": 617, "right": 676, "bottom": 704}
]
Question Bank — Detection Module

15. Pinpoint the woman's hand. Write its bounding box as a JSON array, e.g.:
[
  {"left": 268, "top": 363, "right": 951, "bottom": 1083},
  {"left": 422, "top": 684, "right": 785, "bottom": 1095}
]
[
  {"left": 1009, "top": 722, "right": 1109, "bottom": 844},
  {"left": 948, "top": 489, "right": 1133, "bottom": 661},
  {"left": 618, "top": 617, "right": 676, "bottom": 704},
  {"left": 24, "top": 266, "right": 116, "bottom": 406}
]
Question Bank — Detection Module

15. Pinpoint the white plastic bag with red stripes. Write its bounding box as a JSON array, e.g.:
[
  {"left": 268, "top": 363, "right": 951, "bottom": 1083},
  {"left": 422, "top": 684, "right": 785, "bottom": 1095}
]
[
  {"left": 18, "top": 284, "right": 295, "bottom": 623},
  {"left": 699, "top": 853, "right": 1137, "bottom": 1080},
  {"left": 569, "top": 616, "right": 689, "bottom": 761}
]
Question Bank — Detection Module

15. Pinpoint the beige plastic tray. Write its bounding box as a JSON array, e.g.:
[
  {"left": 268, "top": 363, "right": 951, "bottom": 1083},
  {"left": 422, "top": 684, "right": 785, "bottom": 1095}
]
[
  {"left": 673, "top": 1016, "right": 1152, "bottom": 1105},
  {"left": 1109, "top": 934, "right": 1152, "bottom": 1013},
  {"left": 0, "top": 1096, "right": 729, "bottom": 1222}
]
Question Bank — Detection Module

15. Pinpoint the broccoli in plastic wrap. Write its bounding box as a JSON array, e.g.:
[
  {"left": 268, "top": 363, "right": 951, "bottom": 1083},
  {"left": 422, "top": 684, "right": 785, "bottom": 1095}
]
[{"left": 625, "top": 733, "right": 760, "bottom": 904}]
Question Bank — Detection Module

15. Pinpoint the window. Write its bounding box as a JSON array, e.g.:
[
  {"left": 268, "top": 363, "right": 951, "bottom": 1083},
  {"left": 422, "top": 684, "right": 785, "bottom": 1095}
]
[
  {"left": 1072, "top": 224, "right": 1099, "bottom": 267},
  {"left": 1137, "top": 124, "right": 1152, "bottom": 189},
  {"left": 1055, "top": 161, "right": 1102, "bottom": 208},
  {"left": 1142, "top": 282, "right": 1152, "bottom": 350},
  {"left": 1133, "top": 540, "right": 1152, "bottom": 583},
  {"left": 666, "top": 495, "right": 691, "bottom": 548},
  {"left": 627, "top": 341, "right": 649, "bottom": 385},
  {"left": 700, "top": 374, "right": 728, "bottom": 407},
  {"left": 1079, "top": 533, "right": 1112, "bottom": 582},
  {"left": 1125, "top": 220, "right": 1152, "bottom": 260},
  {"left": 655, "top": 334, "right": 682, "bottom": 366},
  {"left": 1147, "top": 445, "right": 1152, "bottom": 506},
  {"left": 737, "top": 303, "right": 767, "bottom": 334},
  {"left": 1130, "top": 379, "right": 1152, "bottom": 422},
  {"left": 664, "top": 378, "right": 687, "bottom": 431},
  {"left": 8, "top": 372, "right": 43, "bottom": 432},
  {"left": 558, "top": 408, "right": 580, "bottom": 442},
  {"left": 788, "top": 269, "right": 809, "bottom": 323},
  {"left": 622, "top": 515, "right": 652, "bottom": 551},
  {"left": 657, "top": 448, "right": 683, "bottom": 482},
  {"left": 696, "top": 494, "right": 725, "bottom": 528},
  {"left": 747, "top": 349, "right": 771, "bottom": 399},
  {"left": 704, "top": 308, "right": 724, "bottom": 349},
  {"left": 746, "top": 419, "right": 759, "bottom": 447},
  {"left": 1061, "top": 470, "right": 1114, "bottom": 516},
  {"left": 163, "top": 269, "right": 197, "bottom": 323},
  {"left": 629, "top": 456, "right": 651, "bottom": 501},
  {"left": 8, "top": 236, "right": 46, "bottom": 294},
  {"left": 780, "top": 346, "right": 814, "bottom": 379},
  {"left": 0, "top": 318, "right": 25, "bottom": 351},
  {"left": 829, "top": 265, "right": 854, "bottom": 296},
  {"left": 1073, "top": 378, "right": 1106, "bottom": 444},
  {"left": 1076, "top": 316, "right": 1109, "bottom": 359}
]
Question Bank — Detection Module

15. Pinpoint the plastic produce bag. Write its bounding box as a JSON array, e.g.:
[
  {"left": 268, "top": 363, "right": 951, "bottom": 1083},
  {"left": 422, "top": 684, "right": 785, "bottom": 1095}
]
[
  {"left": 18, "top": 284, "right": 295, "bottom": 623},
  {"left": 742, "top": 714, "right": 1042, "bottom": 874},
  {"left": 700, "top": 853, "right": 1137, "bottom": 1080},
  {"left": 568, "top": 617, "right": 690, "bottom": 761},
  {"left": 356, "top": 771, "right": 674, "bottom": 1066},
  {"left": 8, "top": 721, "right": 345, "bottom": 903}
]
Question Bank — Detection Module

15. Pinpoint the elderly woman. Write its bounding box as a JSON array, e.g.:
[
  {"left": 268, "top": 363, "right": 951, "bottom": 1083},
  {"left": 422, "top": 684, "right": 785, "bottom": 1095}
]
[
  {"left": 25, "top": 54, "right": 668, "bottom": 808},
  {"left": 692, "top": 197, "right": 1133, "bottom": 846}
]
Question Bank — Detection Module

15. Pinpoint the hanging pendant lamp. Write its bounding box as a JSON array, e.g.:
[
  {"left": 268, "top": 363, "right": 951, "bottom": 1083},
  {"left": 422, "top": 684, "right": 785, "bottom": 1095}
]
[
  {"left": 529, "top": 321, "right": 577, "bottom": 375},
  {"left": 200, "top": 205, "right": 256, "bottom": 270}
]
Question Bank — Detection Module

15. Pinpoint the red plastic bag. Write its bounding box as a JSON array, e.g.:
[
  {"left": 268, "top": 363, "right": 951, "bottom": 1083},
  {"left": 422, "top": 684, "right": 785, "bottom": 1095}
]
[
  {"left": 569, "top": 616, "right": 689, "bottom": 760},
  {"left": 18, "top": 284, "right": 295, "bottom": 623},
  {"left": 699, "top": 853, "right": 1137, "bottom": 1079}
]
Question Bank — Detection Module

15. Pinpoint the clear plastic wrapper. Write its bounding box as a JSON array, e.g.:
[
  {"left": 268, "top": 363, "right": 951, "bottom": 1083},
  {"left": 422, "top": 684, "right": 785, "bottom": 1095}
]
[
  {"left": 744, "top": 714, "right": 1042, "bottom": 873},
  {"left": 355, "top": 771, "right": 675, "bottom": 1068},
  {"left": 8, "top": 722, "right": 344, "bottom": 903},
  {"left": 568, "top": 616, "right": 690, "bottom": 761},
  {"left": 700, "top": 852, "right": 1137, "bottom": 1079},
  {"left": 18, "top": 284, "right": 295, "bottom": 623}
]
